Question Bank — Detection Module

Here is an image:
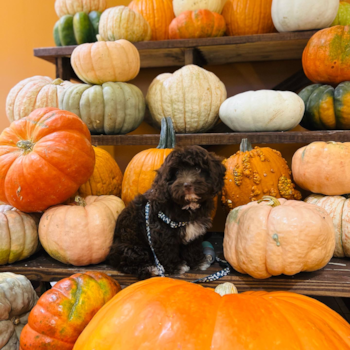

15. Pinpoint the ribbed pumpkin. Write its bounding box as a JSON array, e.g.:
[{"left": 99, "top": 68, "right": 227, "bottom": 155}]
[
  {"left": 128, "top": 0, "right": 174, "bottom": 40},
  {"left": 77, "top": 147, "right": 123, "bottom": 198},
  {"left": 99, "top": 6, "right": 151, "bottom": 42},
  {"left": 39, "top": 195, "right": 125, "bottom": 266},
  {"left": 302, "top": 25, "right": 350, "bottom": 85},
  {"left": 0, "top": 273, "right": 38, "bottom": 350},
  {"left": 0, "top": 108, "right": 95, "bottom": 213},
  {"left": 122, "top": 118, "right": 174, "bottom": 206},
  {"left": 20, "top": 272, "right": 121, "bottom": 350},
  {"left": 0, "top": 209, "right": 39, "bottom": 265},
  {"left": 60, "top": 81, "right": 145, "bottom": 134},
  {"left": 305, "top": 194, "right": 350, "bottom": 258},
  {"left": 169, "top": 9, "right": 226, "bottom": 39},
  {"left": 146, "top": 65, "right": 227, "bottom": 133},
  {"left": 73, "top": 277, "right": 350, "bottom": 350},
  {"left": 332, "top": 2, "right": 350, "bottom": 26},
  {"left": 222, "top": 139, "right": 301, "bottom": 211},
  {"left": 173, "top": 0, "right": 227, "bottom": 17},
  {"left": 298, "top": 82, "right": 350, "bottom": 130},
  {"left": 292, "top": 141, "right": 350, "bottom": 195},
  {"left": 6, "top": 76, "right": 73, "bottom": 122},
  {"left": 55, "top": 0, "right": 106, "bottom": 17},
  {"left": 222, "top": 0, "right": 275, "bottom": 36},
  {"left": 71, "top": 39, "right": 140, "bottom": 85},
  {"left": 224, "top": 197, "right": 335, "bottom": 279}
]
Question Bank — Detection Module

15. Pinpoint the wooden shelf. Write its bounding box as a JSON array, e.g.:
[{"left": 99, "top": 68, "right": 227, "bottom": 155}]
[
  {"left": 2, "top": 251, "right": 350, "bottom": 297},
  {"left": 91, "top": 130, "right": 350, "bottom": 146}
]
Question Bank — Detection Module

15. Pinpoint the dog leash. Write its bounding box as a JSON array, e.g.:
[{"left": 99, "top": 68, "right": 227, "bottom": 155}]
[{"left": 145, "top": 202, "right": 230, "bottom": 283}]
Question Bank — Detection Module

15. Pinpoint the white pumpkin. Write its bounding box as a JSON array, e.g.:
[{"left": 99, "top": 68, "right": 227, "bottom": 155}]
[
  {"left": 0, "top": 273, "right": 38, "bottom": 350},
  {"left": 146, "top": 65, "right": 227, "bottom": 133},
  {"left": 55, "top": 0, "right": 106, "bottom": 17},
  {"left": 271, "top": 0, "right": 339, "bottom": 32},
  {"left": 173, "top": 0, "right": 227, "bottom": 17},
  {"left": 60, "top": 82, "right": 145, "bottom": 135},
  {"left": 305, "top": 194, "right": 350, "bottom": 258},
  {"left": 6, "top": 76, "right": 73, "bottom": 122},
  {"left": 219, "top": 90, "right": 304, "bottom": 132}
]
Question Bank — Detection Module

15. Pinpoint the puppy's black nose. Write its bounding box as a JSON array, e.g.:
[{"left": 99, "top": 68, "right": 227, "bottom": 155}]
[{"left": 184, "top": 183, "right": 192, "bottom": 189}]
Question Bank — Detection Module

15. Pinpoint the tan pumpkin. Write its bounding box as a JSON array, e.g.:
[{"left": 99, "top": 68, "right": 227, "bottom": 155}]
[
  {"left": 71, "top": 39, "right": 140, "bottom": 85},
  {"left": 77, "top": 147, "right": 123, "bottom": 198},
  {"left": 173, "top": 0, "right": 228, "bottom": 17},
  {"left": 39, "top": 195, "right": 125, "bottom": 266},
  {"left": 224, "top": 196, "right": 335, "bottom": 279},
  {"left": 305, "top": 194, "right": 350, "bottom": 258},
  {"left": 6, "top": 76, "right": 73, "bottom": 122},
  {"left": 0, "top": 273, "right": 38, "bottom": 350},
  {"left": 0, "top": 209, "right": 39, "bottom": 265},
  {"left": 146, "top": 65, "right": 227, "bottom": 133},
  {"left": 99, "top": 6, "right": 151, "bottom": 42},
  {"left": 55, "top": 0, "right": 106, "bottom": 17}
]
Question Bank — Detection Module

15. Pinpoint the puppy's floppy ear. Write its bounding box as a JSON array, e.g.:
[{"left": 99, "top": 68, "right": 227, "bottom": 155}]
[{"left": 207, "top": 152, "right": 226, "bottom": 195}]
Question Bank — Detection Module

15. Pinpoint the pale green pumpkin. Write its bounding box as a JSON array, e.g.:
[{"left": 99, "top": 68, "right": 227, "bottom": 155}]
[{"left": 60, "top": 82, "right": 145, "bottom": 135}]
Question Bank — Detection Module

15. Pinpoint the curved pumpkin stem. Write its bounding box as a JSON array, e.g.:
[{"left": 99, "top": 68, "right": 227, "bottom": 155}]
[
  {"left": 17, "top": 140, "right": 34, "bottom": 154},
  {"left": 74, "top": 196, "right": 87, "bottom": 207},
  {"left": 11, "top": 316, "right": 20, "bottom": 325},
  {"left": 326, "top": 141, "right": 337, "bottom": 145},
  {"left": 166, "top": 117, "right": 176, "bottom": 148},
  {"left": 51, "top": 78, "right": 63, "bottom": 85},
  {"left": 240, "top": 138, "right": 253, "bottom": 152},
  {"left": 257, "top": 196, "right": 281, "bottom": 207},
  {"left": 157, "top": 118, "right": 168, "bottom": 149},
  {"left": 215, "top": 282, "right": 238, "bottom": 296}
]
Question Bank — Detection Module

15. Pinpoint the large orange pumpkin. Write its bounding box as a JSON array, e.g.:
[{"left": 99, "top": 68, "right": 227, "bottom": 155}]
[
  {"left": 222, "top": 139, "right": 301, "bottom": 210},
  {"left": 73, "top": 277, "right": 350, "bottom": 350},
  {"left": 303, "top": 25, "right": 350, "bottom": 85},
  {"left": 222, "top": 0, "right": 276, "bottom": 36},
  {"left": 20, "top": 271, "right": 121, "bottom": 350},
  {"left": 129, "top": 0, "right": 175, "bottom": 40},
  {"left": 169, "top": 9, "right": 226, "bottom": 39},
  {"left": 0, "top": 108, "right": 95, "bottom": 213}
]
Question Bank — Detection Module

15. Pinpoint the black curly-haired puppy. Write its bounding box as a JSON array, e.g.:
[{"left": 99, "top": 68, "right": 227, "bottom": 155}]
[{"left": 108, "top": 145, "right": 226, "bottom": 280}]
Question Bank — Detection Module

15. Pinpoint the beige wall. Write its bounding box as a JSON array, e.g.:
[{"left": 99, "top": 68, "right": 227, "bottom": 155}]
[{"left": 0, "top": 0, "right": 305, "bottom": 231}]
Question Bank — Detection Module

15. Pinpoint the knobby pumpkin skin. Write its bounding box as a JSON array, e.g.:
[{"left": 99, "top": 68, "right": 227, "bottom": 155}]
[
  {"left": 173, "top": 0, "right": 227, "bottom": 17},
  {"left": 55, "top": 0, "right": 106, "bottom": 17},
  {"left": 169, "top": 9, "right": 226, "bottom": 39},
  {"left": 299, "top": 82, "right": 350, "bottom": 130},
  {"left": 39, "top": 195, "right": 125, "bottom": 266},
  {"left": 71, "top": 39, "right": 140, "bottom": 85},
  {"left": 292, "top": 141, "right": 350, "bottom": 195},
  {"left": 332, "top": 2, "right": 350, "bottom": 26},
  {"left": 129, "top": 0, "right": 174, "bottom": 40},
  {"left": 303, "top": 25, "right": 350, "bottom": 85},
  {"left": 222, "top": 139, "right": 301, "bottom": 210},
  {"left": 20, "top": 272, "right": 121, "bottom": 350},
  {"left": 0, "top": 108, "right": 95, "bottom": 213},
  {"left": 99, "top": 6, "right": 151, "bottom": 42},
  {"left": 60, "top": 81, "right": 145, "bottom": 135},
  {"left": 6, "top": 76, "right": 73, "bottom": 122},
  {"left": 224, "top": 197, "right": 335, "bottom": 279},
  {"left": 222, "top": 0, "right": 276, "bottom": 36},
  {"left": 77, "top": 147, "right": 123, "bottom": 198},
  {"left": 305, "top": 194, "right": 350, "bottom": 258},
  {"left": 73, "top": 277, "right": 350, "bottom": 350}
]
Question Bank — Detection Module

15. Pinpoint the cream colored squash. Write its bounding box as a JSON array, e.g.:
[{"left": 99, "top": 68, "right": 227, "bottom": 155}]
[
  {"left": 0, "top": 273, "right": 38, "bottom": 350},
  {"left": 173, "top": 0, "right": 227, "bottom": 17},
  {"left": 305, "top": 194, "right": 350, "bottom": 258},
  {"left": 71, "top": 39, "right": 140, "bottom": 85},
  {"left": 271, "top": 0, "right": 339, "bottom": 32},
  {"left": 55, "top": 0, "right": 106, "bottom": 17},
  {"left": 219, "top": 90, "right": 304, "bottom": 132},
  {"left": 39, "top": 195, "right": 125, "bottom": 266},
  {"left": 99, "top": 6, "right": 151, "bottom": 42},
  {"left": 60, "top": 82, "right": 145, "bottom": 134},
  {"left": 146, "top": 65, "right": 227, "bottom": 133},
  {"left": 6, "top": 76, "right": 73, "bottom": 122}
]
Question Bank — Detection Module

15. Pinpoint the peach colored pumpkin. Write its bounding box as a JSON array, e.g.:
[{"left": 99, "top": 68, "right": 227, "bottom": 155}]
[
  {"left": 71, "top": 39, "right": 140, "bottom": 85},
  {"left": 224, "top": 196, "right": 335, "bottom": 279},
  {"left": 39, "top": 195, "right": 125, "bottom": 266},
  {"left": 55, "top": 0, "right": 106, "bottom": 17},
  {"left": 292, "top": 141, "right": 350, "bottom": 195},
  {"left": 305, "top": 194, "right": 350, "bottom": 258}
]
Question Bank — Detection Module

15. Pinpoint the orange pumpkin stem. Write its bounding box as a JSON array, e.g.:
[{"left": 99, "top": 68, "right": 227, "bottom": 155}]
[
  {"left": 257, "top": 196, "right": 281, "bottom": 207},
  {"left": 74, "top": 196, "right": 87, "bottom": 207},
  {"left": 17, "top": 140, "right": 34, "bottom": 154}
]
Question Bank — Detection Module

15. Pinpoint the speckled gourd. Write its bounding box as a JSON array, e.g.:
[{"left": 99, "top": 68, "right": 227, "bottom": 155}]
[
  {"left": 222, "top": 139, "right": 301, "bottom": 210},
  {"left": 60, "top": 82, "right": 145, "bottom": 134},
  {"left": 146, "top": 65, "right": 227, "bottom": 133}
]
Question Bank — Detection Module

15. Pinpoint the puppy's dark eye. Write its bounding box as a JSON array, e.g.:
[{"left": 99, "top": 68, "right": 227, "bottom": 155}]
[{"left": 195, "top": 167, "right": 201, "bottom": 173}]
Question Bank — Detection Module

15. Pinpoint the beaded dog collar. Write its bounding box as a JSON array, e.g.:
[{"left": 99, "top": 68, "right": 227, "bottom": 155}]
[{"left": 158, "top": 211, "right": 187, "bottom": 228}]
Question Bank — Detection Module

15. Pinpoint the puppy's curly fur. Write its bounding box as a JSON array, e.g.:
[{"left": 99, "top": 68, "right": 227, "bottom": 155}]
[{"left": 108, "top": 146, "right": 226, "bottom": 280}]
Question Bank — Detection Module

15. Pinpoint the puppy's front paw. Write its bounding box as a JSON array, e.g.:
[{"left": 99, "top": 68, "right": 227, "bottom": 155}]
[
  {"left": 198, "top": 260, "right": 211, "bottom": 271},
  {"left": 177, "top": 263, "right": 190, "bottom": 275},
  {"left": 148, "top": 266, "right": 162, "bottom": 276}
]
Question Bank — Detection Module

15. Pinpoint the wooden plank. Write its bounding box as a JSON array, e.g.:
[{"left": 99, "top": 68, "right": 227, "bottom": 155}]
[
  {"left": 90, "top": 131, "right": 350, "bottom": 146},
  {"left": 1, "top": 252, "right": 350, "bottom": 296}
]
